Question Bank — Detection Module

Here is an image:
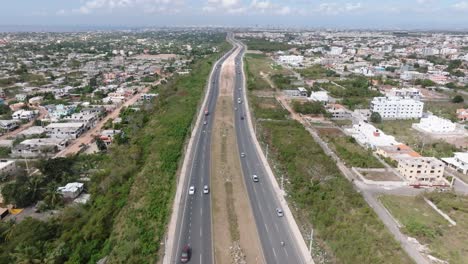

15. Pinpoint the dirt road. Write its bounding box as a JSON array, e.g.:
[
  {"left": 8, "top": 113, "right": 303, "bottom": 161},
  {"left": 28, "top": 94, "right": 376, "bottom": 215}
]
[{"left": 211, "top": 49, "right": 264, "bottom": 264}]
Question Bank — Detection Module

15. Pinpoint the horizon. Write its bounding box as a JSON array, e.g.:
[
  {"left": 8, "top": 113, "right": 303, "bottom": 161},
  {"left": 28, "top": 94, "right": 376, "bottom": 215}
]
[{"left": 2, "top": 0, "right": 468, "bottom": 32}]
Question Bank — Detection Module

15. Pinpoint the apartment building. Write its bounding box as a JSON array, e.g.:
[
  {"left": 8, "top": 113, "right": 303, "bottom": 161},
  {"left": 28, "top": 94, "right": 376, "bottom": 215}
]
[
  {"left": 397, "top": 157, "right": 445, "bottom": 186},
  {"left": 442, "top": 152, "right": 468, "bottom": 174},
  {"left": 370, "top": 96, "right": 424, "bottom": 119},
  {"left": 45, "top": 122, "right": 85, "bottom": 139}
]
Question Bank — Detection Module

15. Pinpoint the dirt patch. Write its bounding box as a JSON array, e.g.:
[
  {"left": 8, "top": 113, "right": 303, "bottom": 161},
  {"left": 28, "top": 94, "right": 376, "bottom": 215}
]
[
  {"left": 211, "top": 50, "right": 264, "bottom": 264},
  {"left": 316, "top": 127, "right": 344, "bottom": 137},
  {"left": 359, "top": 169, "right": 402, "bottom": 181}
]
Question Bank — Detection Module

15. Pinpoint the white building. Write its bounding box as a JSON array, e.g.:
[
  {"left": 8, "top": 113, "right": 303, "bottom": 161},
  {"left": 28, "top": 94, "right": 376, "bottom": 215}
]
[
  {"left": 45, "top": 122, "right": 85, "bottom": 139},
  {"left": 442, "top": 152, "right": 468, "bottom": 174},
  {"left": 11, "top": 138, "right": 67, "bottom": 158},
  {"left": 345, "top": 122, "right": 398, "bottom": 149},
  {"left": 370, "top": 96, "right": 424, "bottom": 119},
  {"left": 57, "top": 182, "right": 84, "bottom": 199},
  {"left": 309, "top": 91, "right": 329, "bottom": 102},
  {"left": 12, "top": 110, "right": 37, "bottom": 120},
  {"left": 397, "top": 157, "right": 446, "bottom": 186},
  {"left": 413, "top": 115, "right": 456, "bottom": 134},
  {"left": 0, "top": 159, "right": 16, "bottom": 176},
  {"left": 400, "top": 71, "right": 424, "bottom": 81},
  {"left": 330, "top": 47, "right": 343, "bottom": 55},
  {"left": 385, "top": 88, "right": 422, "bottom": 100},
  {"left": 277, "top": 55, "right": 304, "bottom": 66}
]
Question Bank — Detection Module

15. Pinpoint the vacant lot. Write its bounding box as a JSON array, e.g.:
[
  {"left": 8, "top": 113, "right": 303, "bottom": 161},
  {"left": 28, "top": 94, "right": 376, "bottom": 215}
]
[
  {"left": 425, "top": 101, "right": 467, "bottom": 122},
  {"left": 381, "top": 194, "right": 468, "bottom": 264},
  {"left": 251, "top": 97, "right": 289, "bottom": 120},
  {"left": 244, "top": 53, "right": 292, "bottom": 91},
  {"left": 360, "top": 169, "right": 402, "bottom": 181},
  {"left": 316, "top": 127, "right": 384, "bottom": 168},
  {"left": 376, "top": 120, "right": 460, "bottom": 158}
]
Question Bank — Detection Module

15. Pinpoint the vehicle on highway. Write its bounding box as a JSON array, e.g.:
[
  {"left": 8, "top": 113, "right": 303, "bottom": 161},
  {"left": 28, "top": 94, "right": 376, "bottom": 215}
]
[
  {"left": 237, "top": 98, "right": 242, "bottom": 104},
  {"left": 235, "top": 107, "right": 238, "bottom": 111},
  {"left": 180, "top": 245, "right": 191, "bottom": 263},
  {"left": 204, "top": 109, "right": 209, "bottom": 116},
  {"left": 203, "top": 120, "right": 207, "bottom": 125},
  {"left": 203, "top": 185, "right": 210, "bottom": 194},
  {"left": 252, "top": 174, "right": 259, "bottom": 182},
  {"left": 276, "top": 208, "right": 284, "bottom": 217},
  {"left": 241, "top": 152, "right": 245, "bottom": 158},
  {"left": 241, "top": 116, "right": 244, "bottom": 120},
  {"left": 189, "top": 186, "right": 195, "bottom": 195}
]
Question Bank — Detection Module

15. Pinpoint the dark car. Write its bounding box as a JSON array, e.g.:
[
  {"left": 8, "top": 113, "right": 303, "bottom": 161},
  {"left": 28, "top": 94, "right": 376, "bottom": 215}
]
[
  {"left": 181, "top": 245, "right": 191, "bottom": 263},
  {"left": 241, "top": 116, "right": 244, "bottom": 120}
]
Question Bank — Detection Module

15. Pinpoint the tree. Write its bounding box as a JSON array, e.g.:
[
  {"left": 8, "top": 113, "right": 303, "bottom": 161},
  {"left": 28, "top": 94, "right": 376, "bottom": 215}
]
[
  {"left": 11, "top": 244, "right": 43, "bottom": 264},
  {"left": 95, "top": 137, "right": 107, "bottom": 152},
  {"left": 452, "top": 95, "right": 464, "bottom": 103},
  {"left": 43, "top": 184, "right": 63, "bottom": 209},
  {"left": 370, "top": 112, "right": 382, "bottom": 123}
]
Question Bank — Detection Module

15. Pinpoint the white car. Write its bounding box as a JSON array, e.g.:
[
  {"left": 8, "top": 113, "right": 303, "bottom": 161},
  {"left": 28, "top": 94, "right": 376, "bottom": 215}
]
[
  {"left": 189, "top": 186, "right": 195, "bottom": 195},
  {"left": 241, "top": 152, "right": 245, "bottom": 158},
  {"left": 276, "top": 208, "right": 284, "bottom": 217},
  {"left": 203, "top": 185, "right": 209, "bottom": 194},
  {"left": 252, "top": 175, "right": 259, "bottom": 182}
]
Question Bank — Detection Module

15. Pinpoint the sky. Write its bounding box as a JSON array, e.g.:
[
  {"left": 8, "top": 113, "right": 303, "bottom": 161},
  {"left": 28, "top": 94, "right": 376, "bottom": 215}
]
[{"left": 1, "top": 0, "right": 468, "bottom": 30}]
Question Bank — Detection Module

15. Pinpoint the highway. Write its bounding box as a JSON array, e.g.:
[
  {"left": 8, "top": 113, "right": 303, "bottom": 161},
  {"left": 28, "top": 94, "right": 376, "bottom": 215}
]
[
  {"left": 232, "top": 40, "right": 307, "bottom": 264},
  {"left": 170, "top": 40, "right": 238, "bottom": 264}
]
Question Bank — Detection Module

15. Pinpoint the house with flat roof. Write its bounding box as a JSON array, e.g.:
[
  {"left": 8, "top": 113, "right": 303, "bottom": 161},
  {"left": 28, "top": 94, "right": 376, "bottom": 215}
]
[
  {"left": 345, "top": 122, "right": 398, "bottom": 149},
  {"left": 45, "top": 122, "right": 85, "bottom": 139},
  {"left": 309, "top": 91, "right": 329, "bottom": 102},
  {"left": 375, "top": 144, "right": 421, "bottom": 161},
  {"left": 397, "top": 157, "right": 446, "bottom": 186},
  {"left": 0, "top": 120, "right": 19, "bottom": 131},
  {"left": 57, "top": 182, "right": 84, "bottom": 199},
  {"left": 442, "top": 152, "right": 468, "bottom": 174},
  {"left": 11, "top": 138, "right": 67, "bottom": 158},
  {"left": 413, "top": 115, "right": 457, "bottom": 134},
  {"left": 0, "top": 159, "right": 16, "bottom": 176}
]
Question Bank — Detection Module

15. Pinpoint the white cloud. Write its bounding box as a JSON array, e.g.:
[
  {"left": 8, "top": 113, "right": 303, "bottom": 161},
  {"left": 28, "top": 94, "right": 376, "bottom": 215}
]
[
  {"left": 453, "top": 1, "right": 468, "bottom": 10},
  {"left": 316, "top": 2, "right": 362, "bottom": 15},
  {"left": 68, "top": 0, "right": 183, "bottom": 15},
  {"left": 276, "top": 6, "right": 292, "bottom": 15}
]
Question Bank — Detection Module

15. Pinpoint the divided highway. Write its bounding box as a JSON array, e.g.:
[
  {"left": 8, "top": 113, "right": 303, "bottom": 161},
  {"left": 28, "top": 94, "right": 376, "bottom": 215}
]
[
  {"left": 232, "top": 40, "right": 308, "bottom": 264},
  {"left": 169, "top": 40, "right": 237, "bottom": 264}
]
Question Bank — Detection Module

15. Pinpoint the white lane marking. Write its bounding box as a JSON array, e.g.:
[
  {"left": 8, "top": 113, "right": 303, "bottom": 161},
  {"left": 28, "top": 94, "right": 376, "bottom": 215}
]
[
  {"left": 200, "top": 207, "right": 203, "bottom": 216},
  {"left": 264, "top": 222, "right": 269, "bottom": 233},
  {"left": 200, "top": 228, "right": 202, "bottom": 237},
  {"left": 284, "top": 248, "right": 289, "bottom": 257},
  {"left": 273, "top": 248, "right": 277, "bottom": 259},
  {"left": 200, "top": 254, "right": 202, "bottom": 264}
]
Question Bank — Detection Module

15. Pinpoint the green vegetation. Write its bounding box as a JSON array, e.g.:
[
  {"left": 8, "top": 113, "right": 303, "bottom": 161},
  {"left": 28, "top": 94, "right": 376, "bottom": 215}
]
[
  {"left": 0, "top": 35, "right": 230, "bottom": 264},
  {"left": 415, "top": 79, "right": 436, "bottom": 87},
  {"left": 256, "top": 120, "right": 410, "bottom": 263},
  {"left": 297, "top": 65, "right": 337, "bottom": 79},
  {"left": 270, "top": 74, "right": 295, "bottom": 88},
  {"left": 452, "top": 95, "right": 464, "bottom": 103},
  {"left": 250, "top": 97, "right": 289, "bottom": 120},
  {"left": 292, "top": 101, "right": 328, "bottom": 115},
  {"left": 245, "top": 45, "right": 411, "bottom": 261},
  {"left": 425, "top": 101, "right": 467, "bottom": 122},
  {"left": 382, "top": 194, "right": 468, "bottom": 264},
  {"left": 317, "top": 130, "right": 384, "bottom": 168},
  {"left": 370, "top": 112, "right": 382, "bottom": 123},
  {"left": 244, "top": 53, "right": 292, "bottom": 91},
  {"left": 242, "top": 38, "right": 295, "bottom": 52}
]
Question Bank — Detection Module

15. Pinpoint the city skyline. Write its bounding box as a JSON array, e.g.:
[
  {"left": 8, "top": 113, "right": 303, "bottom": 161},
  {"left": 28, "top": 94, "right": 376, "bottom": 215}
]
[{"left": 1, "top": 0, "right": 468, "bottom": 30}]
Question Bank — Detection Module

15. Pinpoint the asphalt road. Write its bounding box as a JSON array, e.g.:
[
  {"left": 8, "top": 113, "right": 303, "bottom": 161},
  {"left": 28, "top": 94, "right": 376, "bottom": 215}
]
[
  {"left": 232, "top": 42, "right": 306, "bottom": 264},
  {"left": 171, "top": 42, "right": 238, "bottom": 264}
]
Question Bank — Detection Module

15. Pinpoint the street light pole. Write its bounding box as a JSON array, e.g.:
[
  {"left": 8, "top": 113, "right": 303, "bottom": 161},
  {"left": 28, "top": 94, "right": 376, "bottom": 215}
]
[{"left": 309, "top": 228, "right": 314, "bottom": 254}]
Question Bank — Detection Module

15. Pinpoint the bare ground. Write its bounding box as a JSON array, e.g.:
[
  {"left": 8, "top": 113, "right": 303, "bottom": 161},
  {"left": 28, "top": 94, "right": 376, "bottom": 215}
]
[{"left": 211, "top": 51, "right": 264, "bottom": 264}]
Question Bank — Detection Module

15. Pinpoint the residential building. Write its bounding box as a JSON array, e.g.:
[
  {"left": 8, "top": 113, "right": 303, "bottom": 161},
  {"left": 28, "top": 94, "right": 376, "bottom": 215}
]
[
  {"left": 309, "top": 91, "right": 329, "bottom": 102},
  {"left": 442, "top": 152, "right": 468, "bottom": 174},
  {"left": 45, "top": 122, "right": 85, "bottom": 139},
  {"left": 15, "top": 94, "right": 27, "bottom": 102},
  {"left": 99, "top": 129, "right": 122, "bottom": 145},
  {"left": 63, "top": 112, "right": 99, "bottom": 129},
  {"left": 456, "top": 108, "right": 468, "bottom": 121},
  {"left": 16, "top": 126, "right": 46, "bottom": 138},
  {"left": 47, "top": 104, "right": 76, "bottom": 120},
  {"left": 330, "top": 47, "right": 343, "bottom": 55},
  {"left": 325, "top": 104, "right": 352, "bottom": 119},
  {"left": 397, "top": 157, "right": 445, "bottom": 186},
  {"left": 413, "top": 115, "right": 456, "bottom": 134},
  {"left": 12, "top": 110, "right": 37, "bottom": 120},
  {"left": 375, "top": 144, "right": 421, "bottom": 161},
  {"left": 11, "top": 138, "right": 67, "bottom": 158},
  {"left": 345, "top": 122, "right": 398, "bottom": 149},
  {"left": 140, "top": 93, "right": 159, "bottom": 101},
  {"left": 0, "top": 159, "right": 16, "bottom": 176},
  {"left": 0, "top": 120, "right": 19, "bottom": 131},
  {"left": 370, "top": 96, "right": 424, "bottom": 119},
  {"left": 277, "top": 55, "right": 304, "bottom": 66},
  {"left": 57, "top": 182, "right": 84, "bottom": 199},
  {"left": 385, "top": 88, "right": 422, "bottom": 100}
]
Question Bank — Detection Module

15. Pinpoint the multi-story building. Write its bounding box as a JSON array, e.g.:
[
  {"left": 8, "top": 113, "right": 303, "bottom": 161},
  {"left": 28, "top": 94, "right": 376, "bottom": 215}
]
[
  {"left": 370, "top": 96, "right": 424, "bottom": 119},
  {"left": 385, "top": 88, "right": 422, "bottom": 100},
  {"left": 45, "top": 122, "right": 85, "bottom": 139},
  {"left": 442, "top": 152, "right": 468, "bottom": 175},
  {"left": 397, "top": 157, "right": 445, "bottom": 186},
  {"left": 330, "top": 47, "right": 343, "bottom": 55}
]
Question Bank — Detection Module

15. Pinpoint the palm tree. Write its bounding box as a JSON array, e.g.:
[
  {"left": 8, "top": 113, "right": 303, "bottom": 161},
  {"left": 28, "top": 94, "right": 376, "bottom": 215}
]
[
  {"left": 11, "top": 244, "right": 43, "bottom": 264},
  {"left": 43, "top": 184, "right": 63, "bottom": 209}
]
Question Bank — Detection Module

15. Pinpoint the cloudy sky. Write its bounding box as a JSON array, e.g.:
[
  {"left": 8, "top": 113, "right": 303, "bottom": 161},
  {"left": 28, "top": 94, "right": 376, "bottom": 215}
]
[{"left": 1, "top": 0, "right": 468, "bottom": 29}]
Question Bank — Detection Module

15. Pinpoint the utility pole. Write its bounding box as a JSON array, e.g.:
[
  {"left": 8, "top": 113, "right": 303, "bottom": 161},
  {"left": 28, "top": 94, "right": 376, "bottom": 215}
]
[{"left": 266, "top": 144, "right": 269, "bottom": 160}]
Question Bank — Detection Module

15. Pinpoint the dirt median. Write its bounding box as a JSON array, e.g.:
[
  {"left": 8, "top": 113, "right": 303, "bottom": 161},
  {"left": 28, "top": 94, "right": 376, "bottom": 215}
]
[{"left": 211, "top": 50, "right": 264, "bottom": 264}]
